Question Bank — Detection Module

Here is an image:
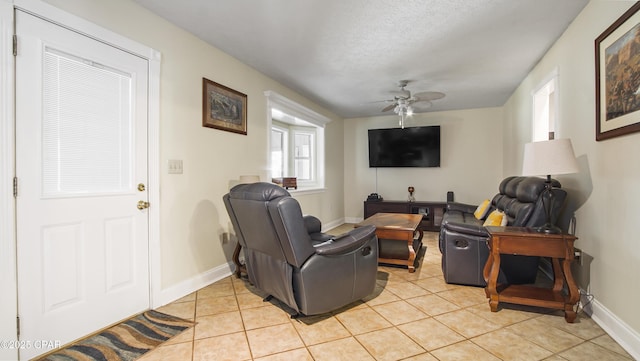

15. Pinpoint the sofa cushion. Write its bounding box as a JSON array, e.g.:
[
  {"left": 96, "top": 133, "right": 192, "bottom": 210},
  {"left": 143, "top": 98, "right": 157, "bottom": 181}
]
[
  {"left": 503, "top": 177, "right": 523, "bottom": 198},
  {"left": 473, "top": 199, "right": 491, "bottom": 220},
  {"left": 507, "top": 202, "right": 535, "bottom": 226},
  {"left": 493, "top": 194, "right": 515, "bottom": 214},
  {"left": 442, "top": 209, "right": 484, "bottom": 227},
  {"left": 516, "top": 177, "right": 548, "bottom": 203},
  {"left": 483, "top": 210, "right": 508, "bottom": 226}
]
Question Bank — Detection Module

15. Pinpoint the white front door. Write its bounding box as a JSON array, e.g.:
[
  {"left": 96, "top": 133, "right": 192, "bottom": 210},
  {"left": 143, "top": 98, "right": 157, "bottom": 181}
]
[{"left": 15, "top": 10, "right": 150, "bottom": 360}]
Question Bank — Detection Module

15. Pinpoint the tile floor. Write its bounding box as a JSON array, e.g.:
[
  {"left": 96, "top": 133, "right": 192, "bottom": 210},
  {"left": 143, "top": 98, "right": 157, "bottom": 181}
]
[{"left": 142, "top": 226, "right": 633, "bottom": 361}]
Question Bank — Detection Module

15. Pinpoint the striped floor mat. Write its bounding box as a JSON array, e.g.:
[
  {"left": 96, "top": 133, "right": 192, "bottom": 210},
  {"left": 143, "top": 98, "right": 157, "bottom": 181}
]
[{"left": 35, "top": 310, "right": 195, "bottom": 361}]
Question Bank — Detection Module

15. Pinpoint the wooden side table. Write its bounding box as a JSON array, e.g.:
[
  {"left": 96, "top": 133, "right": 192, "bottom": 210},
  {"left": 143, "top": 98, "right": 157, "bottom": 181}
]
[{"left": 483, "top": 226, "right": 579, "bottom": 323}]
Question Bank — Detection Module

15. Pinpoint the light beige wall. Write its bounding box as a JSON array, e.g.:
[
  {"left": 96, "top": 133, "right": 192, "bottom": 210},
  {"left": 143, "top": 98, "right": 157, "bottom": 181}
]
[
  {"left": 503, "top": 0, "right": 640, "bottom": 335},
  {"left": 41, "top": 0, "right": 344, "bottom": 289},
  {"left": 344, "top": 107, "right": 504, "bottom": 220}
]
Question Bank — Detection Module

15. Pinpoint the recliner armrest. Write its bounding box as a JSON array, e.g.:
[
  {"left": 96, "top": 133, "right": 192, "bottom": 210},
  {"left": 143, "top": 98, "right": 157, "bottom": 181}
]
[
  {"left": 315, "top": 225, "right": 377, "bottom": 256},
  {"left": 303, "top": 215, "right": 322, "bottom": 234},
  {"left": 443, "top": 221, "right": 489, "bottom": 238},
  {"left": 446, "top": 202, "right": 478, "bottom": 214}
]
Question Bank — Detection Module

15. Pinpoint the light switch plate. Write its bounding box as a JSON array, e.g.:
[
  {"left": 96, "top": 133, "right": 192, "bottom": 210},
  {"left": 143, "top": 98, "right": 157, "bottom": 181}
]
[{"left": 168, "top": 159, "right": 183, "bottom": 174}]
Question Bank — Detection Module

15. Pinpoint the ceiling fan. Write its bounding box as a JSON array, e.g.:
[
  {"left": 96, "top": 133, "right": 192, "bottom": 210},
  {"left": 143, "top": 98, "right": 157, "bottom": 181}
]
[{"left": 378, "top": 80, "right": 445, "bottom": 128}]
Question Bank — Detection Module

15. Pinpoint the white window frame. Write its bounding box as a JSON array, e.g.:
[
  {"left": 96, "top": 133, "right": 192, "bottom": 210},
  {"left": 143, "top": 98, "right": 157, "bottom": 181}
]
[
  {"left": 532, "top": 69, "right": 559, "bottom": 141},
  {"left": 270, "top": 123, "right": 288, "bottom": 179},
  {"left": 292, "top": 126, "right": 315, "bottom": 183},
  {"left": 270, "top": 113, "right": 321, "bottom": 188},
  {"left": 265, "top": 91, "right": 330, "bottom": 192}
]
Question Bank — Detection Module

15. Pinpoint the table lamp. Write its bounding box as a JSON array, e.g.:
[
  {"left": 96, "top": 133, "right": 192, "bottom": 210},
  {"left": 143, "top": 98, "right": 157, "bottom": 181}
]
[{"left": 522, "top": 138, "right": 579, "bottom": 233}]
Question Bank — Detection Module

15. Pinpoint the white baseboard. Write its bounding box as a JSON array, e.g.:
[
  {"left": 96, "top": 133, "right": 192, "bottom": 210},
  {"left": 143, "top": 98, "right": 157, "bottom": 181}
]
[
  {"left": 582, "top": 292, "right": 640, "bottom": 360},
  {"left": 154, "top": 262, "right": 234, "bottom": 308},
  {"left": 344, "top": 216, "right": 363, "bottom": 224},
  {"left": 322, "top": 218, "right": 347, "bottom": 232}
]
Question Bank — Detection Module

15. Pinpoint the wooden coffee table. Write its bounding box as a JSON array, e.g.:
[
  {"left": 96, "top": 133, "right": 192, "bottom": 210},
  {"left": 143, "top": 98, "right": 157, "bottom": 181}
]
[{"left": 355, "top": 213, "right": 423, "bottom": 272}]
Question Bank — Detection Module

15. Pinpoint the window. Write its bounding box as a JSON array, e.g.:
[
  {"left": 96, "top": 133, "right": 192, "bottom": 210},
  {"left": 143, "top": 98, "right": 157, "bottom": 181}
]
[
  {"left": 532, "top": 72, "right": 558, "bottom": 141},
  {"left": 270, "top": 117, "right": 319, "bottom": 187},
  {"left": 43, "top": 48, "right": 134, "bottom": 196},
  {"left": 265, "top": 91, "right": 330, "bottom": 191}
]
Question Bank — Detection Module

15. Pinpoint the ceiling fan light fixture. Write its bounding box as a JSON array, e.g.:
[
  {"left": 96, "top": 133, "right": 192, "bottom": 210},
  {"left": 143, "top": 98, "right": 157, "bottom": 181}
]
[
  {"left": 395, "top": 104, "right": 412, "bottom": 129},
  {"left": 377, "top": 80, "right": 445, "bottom": 129}
]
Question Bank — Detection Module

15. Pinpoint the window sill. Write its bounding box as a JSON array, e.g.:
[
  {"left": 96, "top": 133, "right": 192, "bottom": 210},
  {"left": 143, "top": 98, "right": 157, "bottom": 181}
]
[{"left": 288, "top": 187, "right": 326, "bottom": 196}]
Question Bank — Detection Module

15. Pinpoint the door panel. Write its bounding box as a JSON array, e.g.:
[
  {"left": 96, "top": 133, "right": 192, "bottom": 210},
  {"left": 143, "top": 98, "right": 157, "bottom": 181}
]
[
  {"left": 15, "top": 10, "right": 150, "bottom": 360},
  {"left": 42, "top": 223, "right": 83, "bottom": 311},
  {"left": 105, "top": 216, "right": 136, "bottom": 291}
]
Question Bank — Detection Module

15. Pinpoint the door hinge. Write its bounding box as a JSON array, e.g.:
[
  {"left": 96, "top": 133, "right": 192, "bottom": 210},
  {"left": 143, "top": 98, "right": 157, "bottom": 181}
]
[
  {"left": 16, "top": 316, "right": 20, "bottom": 338},
  {"left": 13, "top": 177, "right": 18, "bottom": 197},
  {"left": 12, "top": 34, "right": 17, "bottom": 56}
]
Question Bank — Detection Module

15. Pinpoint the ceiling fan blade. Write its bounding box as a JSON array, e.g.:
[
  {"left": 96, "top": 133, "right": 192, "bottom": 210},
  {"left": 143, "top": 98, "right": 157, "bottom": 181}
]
[
  {"left": 367, "top": 99, "right": 394, "bottom": 104},
  {"left": 381, "top": 103, "right": 396, "bottom": 112},
  {"left": 411, "top": 101, "right": 433, "bottom": 112},
  {"left": 413, "top": 91, "right": 445, "bottom": 101}
]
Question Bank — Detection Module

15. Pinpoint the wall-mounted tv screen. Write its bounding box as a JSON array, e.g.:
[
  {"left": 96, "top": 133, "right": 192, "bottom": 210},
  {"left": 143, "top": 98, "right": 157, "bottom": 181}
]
[{"left": 368, "top": 126, "right": 440, "bottom": 167}]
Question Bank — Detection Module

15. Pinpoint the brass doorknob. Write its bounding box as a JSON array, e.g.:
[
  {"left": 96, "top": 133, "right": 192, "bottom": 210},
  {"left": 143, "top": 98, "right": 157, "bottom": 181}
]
[{"left": 137, "top": 200, "right": 150, "bottom": 210}]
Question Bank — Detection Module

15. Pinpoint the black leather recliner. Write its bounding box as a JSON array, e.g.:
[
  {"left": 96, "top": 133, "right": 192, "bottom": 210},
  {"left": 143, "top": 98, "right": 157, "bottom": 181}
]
[
  {"left": 223, "top": 182, "right": 379, "bottom": 316},
  {"left": 439, "top": 176, "right": 567, "bottom": 287}
]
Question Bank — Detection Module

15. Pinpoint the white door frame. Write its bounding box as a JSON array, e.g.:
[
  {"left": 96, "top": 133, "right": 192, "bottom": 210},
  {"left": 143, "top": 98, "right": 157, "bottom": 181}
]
[
  {"left": 0, "top": 2, "right": 18, "bottom": 360},
  {"left": 0, "top": 1, "right": 161, "bottom": 358}
]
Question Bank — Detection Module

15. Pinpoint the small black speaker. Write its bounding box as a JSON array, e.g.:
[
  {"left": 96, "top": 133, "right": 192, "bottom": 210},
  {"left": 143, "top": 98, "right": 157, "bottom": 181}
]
[{"left": 447, "top": 191, "right": 454, "bottom": 202}]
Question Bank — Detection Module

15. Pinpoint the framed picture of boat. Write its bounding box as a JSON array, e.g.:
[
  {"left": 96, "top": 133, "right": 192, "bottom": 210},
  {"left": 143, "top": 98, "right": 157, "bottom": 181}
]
[{"left": 202, "top": 78, "right": 247, "bottom": 135}]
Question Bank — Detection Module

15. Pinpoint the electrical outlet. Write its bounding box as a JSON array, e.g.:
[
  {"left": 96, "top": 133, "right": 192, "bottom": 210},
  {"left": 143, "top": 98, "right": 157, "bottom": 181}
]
[
  {"left": 168, "top": 159, "right": 183, "bottom": 174},
  {"left": 574, "top": 247, "right": 582, "bottom": 265}
]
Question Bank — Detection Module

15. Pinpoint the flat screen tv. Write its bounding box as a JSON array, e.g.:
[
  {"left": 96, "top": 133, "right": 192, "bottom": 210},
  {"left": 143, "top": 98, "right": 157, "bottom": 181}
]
[{"left": 368, "top": 126, "right": 440, "bottom": 167}]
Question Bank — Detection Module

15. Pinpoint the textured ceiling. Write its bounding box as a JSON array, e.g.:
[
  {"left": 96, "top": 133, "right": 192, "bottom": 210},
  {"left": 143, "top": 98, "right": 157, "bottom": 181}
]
[{"left": 132, "top": 0, "right": 589, "bottom": 118}]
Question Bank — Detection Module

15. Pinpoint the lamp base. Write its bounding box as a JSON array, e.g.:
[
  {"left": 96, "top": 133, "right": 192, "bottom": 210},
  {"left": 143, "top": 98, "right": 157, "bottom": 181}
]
[
  {"left": 533, "top": 223, "right": 562, "bottom": 234},
  {"left": 535, "top": 176, "right": 561, "bottom": 235}
]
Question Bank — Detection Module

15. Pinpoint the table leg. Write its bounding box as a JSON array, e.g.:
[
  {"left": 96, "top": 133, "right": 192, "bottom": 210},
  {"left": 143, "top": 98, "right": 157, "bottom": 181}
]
[
  {"left": 563, "top": 257, "right": 580, "bottom": 323},
  {"left": 486, "top": 243, "right": 500, "bottom": 312},
  {"left": 232, "top": 242, "right": 246, "bottom": 278},
  {"left": 483, "top": 240, "right": 492, "bottom": 298},
  {"left": 406, "top": 231, "right": 416, "bottom": 273},
  {"left": 564, "top": 305, "right": 577, "bottom": 323},
  {"left": 552, "top": 258, "right": 564, "bottom": 292},
  {"left": 415, "top": 229, "right": 424, "bottom": 243}
]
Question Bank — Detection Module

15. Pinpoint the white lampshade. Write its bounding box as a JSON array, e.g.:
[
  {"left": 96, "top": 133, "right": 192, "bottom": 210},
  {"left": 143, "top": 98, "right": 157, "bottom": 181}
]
[
  {"left": 239, "top": 175, "right": 260, "bottom": 183},
  {"left": 522, "top": 138, "right": 579, "bottom": 176}
]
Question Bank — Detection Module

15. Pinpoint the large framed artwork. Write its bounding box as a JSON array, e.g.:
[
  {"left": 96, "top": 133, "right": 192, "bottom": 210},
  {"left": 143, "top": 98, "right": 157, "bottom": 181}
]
[
  {"left": 202, "top": 78, "right": 247, "bottom": 135},
  {"left": 595, "top": 2, "right": 640, "bottom": 141}
]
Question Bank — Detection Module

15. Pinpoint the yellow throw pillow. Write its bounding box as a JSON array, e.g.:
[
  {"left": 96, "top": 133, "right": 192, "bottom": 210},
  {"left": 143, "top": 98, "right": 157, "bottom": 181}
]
[
  {"left": 483, "top": 210, "right": 508, "bottom": 227},
  {"left": 473, "top": 199, "right": 491, "bottom": 220}
]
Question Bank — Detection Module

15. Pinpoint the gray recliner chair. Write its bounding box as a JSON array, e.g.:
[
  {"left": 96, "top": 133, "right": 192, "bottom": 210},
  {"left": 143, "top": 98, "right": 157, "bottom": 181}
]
[{"left": 223, "top": 182, "right": 379, "bottom": 316}]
